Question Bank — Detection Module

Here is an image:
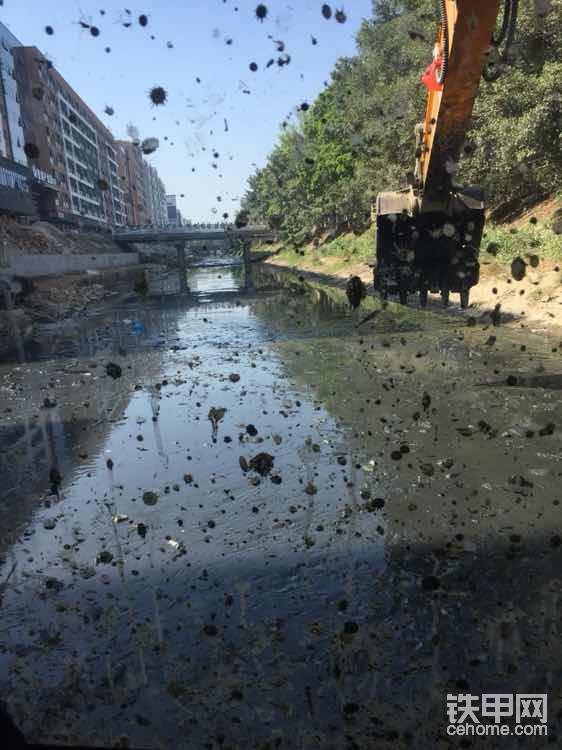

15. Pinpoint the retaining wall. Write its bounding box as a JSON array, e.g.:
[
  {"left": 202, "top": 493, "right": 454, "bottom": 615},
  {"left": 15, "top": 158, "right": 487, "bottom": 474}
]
[{"left": 7, "top": 252, "right": 140, "bottom": 277}]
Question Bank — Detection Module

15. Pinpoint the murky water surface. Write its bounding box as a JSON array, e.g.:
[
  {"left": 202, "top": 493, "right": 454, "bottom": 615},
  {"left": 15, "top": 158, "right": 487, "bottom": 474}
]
[{"left": 1, "top": 265, "right": 562, "bottom": 748}]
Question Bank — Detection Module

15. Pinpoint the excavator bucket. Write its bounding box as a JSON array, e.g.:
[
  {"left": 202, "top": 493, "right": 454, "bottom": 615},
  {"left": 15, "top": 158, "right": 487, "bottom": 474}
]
[
  {"left": 374, "top": 0, "right": 502, "bottom": 308},
  {"left": 375, "top": 186, "right": 485, "bottom": 308}
]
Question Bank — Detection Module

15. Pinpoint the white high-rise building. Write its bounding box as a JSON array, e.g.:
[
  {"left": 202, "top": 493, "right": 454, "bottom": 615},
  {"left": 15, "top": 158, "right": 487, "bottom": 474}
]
[{"left": 145, "top": 163, "right": 167, "bottom": 226}]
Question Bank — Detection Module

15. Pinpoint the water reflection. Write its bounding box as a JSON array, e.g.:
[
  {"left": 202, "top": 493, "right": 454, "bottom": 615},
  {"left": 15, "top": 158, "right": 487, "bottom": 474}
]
[{"left": 1, "top": 265, "right": 562, "bottom": 747}]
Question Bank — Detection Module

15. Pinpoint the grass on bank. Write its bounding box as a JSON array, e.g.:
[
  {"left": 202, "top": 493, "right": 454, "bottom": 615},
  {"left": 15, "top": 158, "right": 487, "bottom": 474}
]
[
  {"left": 261, "top": 219, "right": 562, "bottom": 272},
  {"left": 482, "top": 223, "right": 562, "bottom": 264},
  {"left": 263, "top": 226, "right": 376, "bottom": 273}
]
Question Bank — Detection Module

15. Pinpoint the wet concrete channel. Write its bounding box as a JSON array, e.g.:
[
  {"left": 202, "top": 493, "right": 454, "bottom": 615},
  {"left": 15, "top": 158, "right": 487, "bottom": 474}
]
[{"left": 1, "top": 261, "right": 562, "bottom": 748}]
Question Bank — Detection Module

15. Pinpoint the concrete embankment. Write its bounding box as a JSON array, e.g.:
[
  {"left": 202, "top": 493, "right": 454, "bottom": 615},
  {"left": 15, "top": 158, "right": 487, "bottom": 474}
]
[
  {"left": 7, "top": 251, "right": 139, "bottom": 277},
  {"left": 0, "top": 218, "right": 150, "bottom": 357}
]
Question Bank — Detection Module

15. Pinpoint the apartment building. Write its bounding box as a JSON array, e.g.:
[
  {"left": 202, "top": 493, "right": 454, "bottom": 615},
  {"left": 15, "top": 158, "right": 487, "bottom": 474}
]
[
  {"left": 14, "top": 46, "right": 127, "bottom": 229},
  {"left": 166, "top": 194, "right": 183, "bottom": 227},
  {"left": 146, "top": 163, "right": 167, "bottom": 227},
  {"left": 116, "top": 140, "right": 150, "bottom": 227},
  {"left": 0, "top": 27, "right": 169, "bottom": 230},
  {"left": 0, "top": 22, "right": 36, "bottom": 218}
]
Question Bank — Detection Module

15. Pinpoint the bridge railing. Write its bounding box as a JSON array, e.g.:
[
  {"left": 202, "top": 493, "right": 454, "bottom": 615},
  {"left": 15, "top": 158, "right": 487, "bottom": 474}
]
[{"left": 112, "top": 225, "right": 277, "bottom": 242}]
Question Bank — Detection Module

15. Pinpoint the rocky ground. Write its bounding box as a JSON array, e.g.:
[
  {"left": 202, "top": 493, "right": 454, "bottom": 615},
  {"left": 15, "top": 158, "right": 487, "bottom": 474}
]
[
  {"left": 20, "top": 268, "right": 147, "bottom": 323},
  {"left": 0, "top": 216, "right": 124, "bottom": 258},
  {"left": 0, "top": 266, "right": 150, "bottom": 359}
]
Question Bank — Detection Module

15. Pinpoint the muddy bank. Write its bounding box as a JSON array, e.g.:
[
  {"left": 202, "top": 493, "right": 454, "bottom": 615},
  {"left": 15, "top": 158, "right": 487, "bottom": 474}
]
[
  {"left": 1, "top": 264, "right": 562, "bottom": 747},
  {"left": 0, "top": 265, "right": 150, "bottom": 360},
  {"left": 265, "top": 255, "right": 562, "bottom": 338}
]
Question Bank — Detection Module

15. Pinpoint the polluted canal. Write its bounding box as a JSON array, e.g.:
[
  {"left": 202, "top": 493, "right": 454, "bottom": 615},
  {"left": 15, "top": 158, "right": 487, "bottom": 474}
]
[{"left": 1, "top": 264, "right": 562, "bottom": 748}]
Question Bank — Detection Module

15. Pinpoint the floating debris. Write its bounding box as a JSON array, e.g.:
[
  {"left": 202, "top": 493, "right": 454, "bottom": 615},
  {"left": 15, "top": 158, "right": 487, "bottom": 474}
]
[
  {"left": 142, "top": 490, "right": 159, "bottom": 506},
  {"left": 208, "top": 407, "right": 227, "bottom": 442},
  {"left": 105, "top": 362, "right": 122, "bottom": 379},
  {"left": 96, "top": 550, "right": 113, "bottom": 564},
  {"left": 249, "top": 452, "right": 274, "bottom": 476}
]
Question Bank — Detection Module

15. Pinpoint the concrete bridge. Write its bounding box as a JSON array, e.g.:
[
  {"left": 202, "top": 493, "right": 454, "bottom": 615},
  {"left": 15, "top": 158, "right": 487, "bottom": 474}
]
[
  {"left": 112, "top": 226, "right": 277, "bottom": 244},
  {"left": 113, "top": 225, "right": 278, "bottom": 294}
]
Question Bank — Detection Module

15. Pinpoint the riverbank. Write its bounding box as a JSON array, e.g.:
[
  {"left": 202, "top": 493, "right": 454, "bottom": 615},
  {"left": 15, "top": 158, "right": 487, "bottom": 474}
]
[
  {"left": 263, "top": 202, "right": 562, "bottom": 336},
  {"left": 0, "top": 265, "right": 149, "bottom": 359}
]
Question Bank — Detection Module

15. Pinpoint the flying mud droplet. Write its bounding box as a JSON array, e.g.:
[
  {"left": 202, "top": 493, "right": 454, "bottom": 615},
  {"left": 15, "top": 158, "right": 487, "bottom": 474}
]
[
  {"left": 141, "top": 137, "right": 159, "bottom": 155},
  {"left": 408, "top": 29, "right": 426, "bottom": 42},
  {"left": 346, "top": 276, "right": 366, "bottom": 309},
  {"left": 235, "top": 210, "right": 249, "bottom": 228},
  {"left": 255, "top": 4, "right": 268, "bottom": 22},
  {"left": 511, "top": 257, "right": 527, "bottom": 281},
  {"left": 149, "top": 86, "right": 168, "bottom": 106},
  {"left": 527, "top": 254, "right": 540, "bottom": 268},
  {"left": 24, "top": 143, "right": 40, "bottom": 159}
]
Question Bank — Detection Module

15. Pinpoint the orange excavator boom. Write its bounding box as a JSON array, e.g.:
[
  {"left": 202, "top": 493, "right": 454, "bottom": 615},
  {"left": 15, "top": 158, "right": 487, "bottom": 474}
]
[
  {"left": 419, "top": 0, "right": 501, "bottom": 203},
  {"left": 375, "top": 0, "right": 512, "bottom": 309}
]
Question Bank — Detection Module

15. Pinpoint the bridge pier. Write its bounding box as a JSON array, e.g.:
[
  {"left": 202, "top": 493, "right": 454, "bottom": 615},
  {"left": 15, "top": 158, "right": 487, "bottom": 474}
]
[
  {"left": 175, "top": 241, "right": 190, "bottom": 294},
  {"left": 242, "top": 240, "right": 255, "bottom": 292}
]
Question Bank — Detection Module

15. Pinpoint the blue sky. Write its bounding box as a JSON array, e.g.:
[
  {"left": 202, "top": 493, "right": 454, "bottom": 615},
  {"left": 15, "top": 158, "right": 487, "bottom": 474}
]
[{"left": 1, "top": 0, "right": 373, "bottom": 222}]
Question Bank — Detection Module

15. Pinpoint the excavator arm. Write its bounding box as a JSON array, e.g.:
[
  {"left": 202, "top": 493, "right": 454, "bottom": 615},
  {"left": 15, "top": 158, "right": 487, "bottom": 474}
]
[
  {"left": 419, "top": 0, "right": 501, "bottom": 201},
  {"left": 375, "top": 0, "right": 510, "bottom": 309}
]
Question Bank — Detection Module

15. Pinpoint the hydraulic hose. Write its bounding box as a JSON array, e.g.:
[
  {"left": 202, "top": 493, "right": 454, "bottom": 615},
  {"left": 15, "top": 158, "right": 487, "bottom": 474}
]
[
  {"left": 436, "top": 0, "right": 449, "bottom": 85},
  {"left": 483, "top": 0, "right": 518, "bottom": 81},
  {"left": 492, "top": 0, "right": 512, "bottom": 46},
  {"left": 503, "top": 0, "right": 518, "bottom": 54}
]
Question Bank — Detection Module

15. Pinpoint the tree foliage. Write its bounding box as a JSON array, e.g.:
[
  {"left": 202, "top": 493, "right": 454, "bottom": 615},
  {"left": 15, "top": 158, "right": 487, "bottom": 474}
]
[{"left": 242, "top": 0, "right": 562, "bottom": 243}]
